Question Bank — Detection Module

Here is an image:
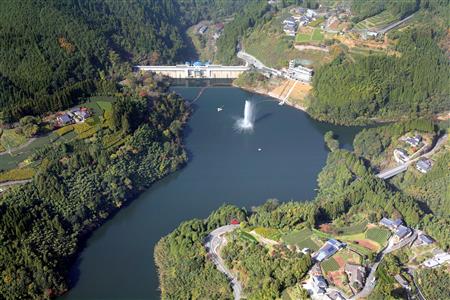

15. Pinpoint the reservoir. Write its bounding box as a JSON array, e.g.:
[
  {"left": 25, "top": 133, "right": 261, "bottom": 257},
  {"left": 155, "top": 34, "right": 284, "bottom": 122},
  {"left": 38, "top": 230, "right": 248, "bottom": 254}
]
[{"left": 62, "top": 87, "right": 363, "bottom": 300}]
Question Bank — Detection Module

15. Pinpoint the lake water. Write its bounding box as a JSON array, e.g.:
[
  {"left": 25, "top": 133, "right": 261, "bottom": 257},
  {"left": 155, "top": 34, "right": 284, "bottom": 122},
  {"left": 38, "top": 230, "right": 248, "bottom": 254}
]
[{"left": 62, "top": 87, "right": 363, "bottom": 300}]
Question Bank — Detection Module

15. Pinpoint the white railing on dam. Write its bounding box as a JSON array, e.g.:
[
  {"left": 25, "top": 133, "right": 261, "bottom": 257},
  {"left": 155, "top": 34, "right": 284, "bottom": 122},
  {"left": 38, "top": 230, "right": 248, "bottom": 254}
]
[{"left": 136, "top": 64, "right": 249, "bottom": 79}]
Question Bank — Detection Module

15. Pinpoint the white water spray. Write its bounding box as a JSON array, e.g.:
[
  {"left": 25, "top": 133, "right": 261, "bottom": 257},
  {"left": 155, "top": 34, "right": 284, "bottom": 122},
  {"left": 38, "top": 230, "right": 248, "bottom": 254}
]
[{"left": 235, "top": 100, "right": 255, "bottom": 132}]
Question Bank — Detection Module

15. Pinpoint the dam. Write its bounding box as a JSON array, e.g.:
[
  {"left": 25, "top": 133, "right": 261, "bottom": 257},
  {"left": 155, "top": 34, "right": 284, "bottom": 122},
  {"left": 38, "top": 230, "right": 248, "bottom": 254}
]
[{"left": 136, "top": 63, "right": 249, "bottom": 79}]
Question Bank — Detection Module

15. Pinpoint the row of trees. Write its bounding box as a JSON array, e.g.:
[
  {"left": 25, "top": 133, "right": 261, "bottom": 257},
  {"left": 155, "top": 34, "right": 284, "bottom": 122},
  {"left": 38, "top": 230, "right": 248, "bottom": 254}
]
[{"left": 0, "top": 78, "right": 190, "bottom": 299}]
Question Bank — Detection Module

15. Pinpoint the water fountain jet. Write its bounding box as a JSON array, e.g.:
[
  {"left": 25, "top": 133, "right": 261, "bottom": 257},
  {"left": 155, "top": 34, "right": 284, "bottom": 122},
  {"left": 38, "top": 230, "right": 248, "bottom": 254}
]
[{"left": 235, "top": 100, "right": 255, "bottom": 132}]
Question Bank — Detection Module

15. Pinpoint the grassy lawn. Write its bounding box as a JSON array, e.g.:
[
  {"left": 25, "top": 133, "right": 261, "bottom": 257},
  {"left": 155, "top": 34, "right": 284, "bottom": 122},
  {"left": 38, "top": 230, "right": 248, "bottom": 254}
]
[
  {"left": 321, "top": 257, "right": 340, "bottom": 272},
  {"left": 366, "top": 227, "right": 391, "bottom": 245}
]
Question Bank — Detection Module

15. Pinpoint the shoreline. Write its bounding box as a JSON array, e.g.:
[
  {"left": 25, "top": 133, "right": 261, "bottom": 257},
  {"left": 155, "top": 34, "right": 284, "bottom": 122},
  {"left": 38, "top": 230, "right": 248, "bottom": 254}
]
[{"left": 232, "top": 82, "right": 308, "bottom": 113}]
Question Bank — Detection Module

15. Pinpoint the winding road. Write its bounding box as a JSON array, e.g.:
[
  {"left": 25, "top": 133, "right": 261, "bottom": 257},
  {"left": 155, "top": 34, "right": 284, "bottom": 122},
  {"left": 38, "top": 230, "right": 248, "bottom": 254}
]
[
  {"left": 352, "top": 230, "right": 417, "bottom": 299},
  {"left": 204, "top": 225, "right": 242, "bottom": 300}
]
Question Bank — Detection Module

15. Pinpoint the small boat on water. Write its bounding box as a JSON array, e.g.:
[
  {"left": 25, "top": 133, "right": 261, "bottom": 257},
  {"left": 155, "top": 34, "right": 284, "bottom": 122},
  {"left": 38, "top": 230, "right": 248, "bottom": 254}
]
[
  {"left": 278, "top": 101, "right": 285, "bottom": 106},
  {"left": 258, "top": 148, "right": 262, "bottom": 152},
  {"left": 217, "top": 107, "right": 223, "bottom": 112}
]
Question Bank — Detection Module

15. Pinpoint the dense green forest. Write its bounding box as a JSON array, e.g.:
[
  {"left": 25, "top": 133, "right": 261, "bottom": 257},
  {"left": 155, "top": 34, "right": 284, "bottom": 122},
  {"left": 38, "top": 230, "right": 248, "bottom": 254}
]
[
  {"left": 0, "top": 0, "right": 248, "bottom": 122},
  {"left": 415, "top": 267, "right": 450, "bottom": 300},
  {"left": 156, "top": 140, "right": 450, "bottom": 298},
  {"left": 216, "top": 1, "right": 272, "bottom": 64},
  {"left": 309, "top": 25, "right": 450, "bottom": 125},
  {"left": 0, "top": 74, "right": 190, "bottom": 299},
  {"left": 222, "top": 231, "right": 311, "bottom": 299}
]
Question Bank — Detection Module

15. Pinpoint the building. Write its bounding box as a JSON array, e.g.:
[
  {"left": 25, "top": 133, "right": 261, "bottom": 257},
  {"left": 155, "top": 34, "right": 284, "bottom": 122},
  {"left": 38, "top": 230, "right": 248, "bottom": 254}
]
[
  {"left": 287, "top": 60, "right": 313, "bottom": 82},
  {"left": 394, "top": 148, "right": 409, "bottom": 163},
  {"left": 394, "top": 225, "right": 412, "bottom": 241},
  {"left": 198, "top": 26, "right": 208, "bottom": 35},
  {"left": 312, "top": 275, "right": 328, "bottom": 294},
  {"left": 57, "top": 114, "right": 72, "bottom": 125},
  {"left": 418, "top": 234, "right": 434, "bottom": 245},
  {"left": 423, "top": 252, "right": 450, "bottom": 268},
  {"left": 283, "top": 17, "right": 296, "bottom": 27},
  {"left": 394, "top": 274, "right": 411, "bottom": 290},
  {"left": 306, "top": 9, "right": 317, "bottom": 18},
  {"left": 416, "top": 158, "right": 432, "bottom": 173},
  {"left": 406, "top": 135, "right": 422, "bottom": 147},
  {"left": 283, "top": 24, "right": 297, "bottom": 36},
  {"left": 70, "top": 107, "right": 90, "bottom": 123},
  {"left": 314, "top": 239, "right": 345, "bottom": 262},
  {"left": 345, "top": 264, "right": 366, "bottom": 290},
  {"left": 379, "top": 217, "right": 403, "bottom": 230}
]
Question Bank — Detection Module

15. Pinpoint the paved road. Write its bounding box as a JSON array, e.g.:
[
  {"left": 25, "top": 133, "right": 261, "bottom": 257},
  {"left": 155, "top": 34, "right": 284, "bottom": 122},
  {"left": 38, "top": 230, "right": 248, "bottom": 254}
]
[
  {"left": 378, "top": 14, "right": 416, "bottom": 35},
  {"left": 237, "top": 51, "right": 281, "bottom": 77},
  {"left": 204, "top": 225, "right": 242, "bottom": 300},
  {"left": 0, "top": 179, "right": 32, "bottom": 188},
  {"left": 352, "top": 231, "right": 417, "bottom": 299},
  {"left": 376, "top": 134, "right": 448, "bottom": 179}
]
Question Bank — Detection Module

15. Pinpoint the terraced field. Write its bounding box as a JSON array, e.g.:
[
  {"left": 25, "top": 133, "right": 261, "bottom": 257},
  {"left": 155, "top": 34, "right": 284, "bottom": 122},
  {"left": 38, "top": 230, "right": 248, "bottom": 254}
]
[{"left": 354, "top": 10, "right": 399, "bottom": 31}]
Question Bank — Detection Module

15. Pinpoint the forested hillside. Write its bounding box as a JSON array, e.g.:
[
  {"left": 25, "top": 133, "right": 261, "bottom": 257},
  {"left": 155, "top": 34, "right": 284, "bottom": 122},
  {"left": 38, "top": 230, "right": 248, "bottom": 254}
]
[
  {"left": 309, "top": 25, "right": 450, "bottom": 125},
  {"left": 156, "top": 145, "right": 450, "bottom": 298},
  {"left": 0, "top": 74, "right": 190, "bottom": 299},
  {"left": 0, "top": 0, "right": 188, "bottom": 122},
  {"left": 0, "top": 0, "right": 248, "bottom": 123},
  {"left": 216, "top": 1, "right": 272, "bottom": 64}
]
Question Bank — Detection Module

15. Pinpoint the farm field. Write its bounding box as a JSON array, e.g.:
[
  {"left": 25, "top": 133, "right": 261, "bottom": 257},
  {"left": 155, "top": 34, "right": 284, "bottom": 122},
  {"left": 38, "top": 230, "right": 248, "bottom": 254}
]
[
  {"left": 296, "top": 28, "right": 324, "bottom": 43},
  {"left": 321, "top": 257, "right": 340, "bottom": 272},
  {"left": 282, "top": 228, "right": 321, "bottom": 251},
  {"left": 354, "top": 10, "right": 399, "bottom": 30},
  {"left": 253, "top": 227, "right": 283, "bottom": 241},
  {"left": 366, "top": 227, "right": 391, "bottom": 246}
]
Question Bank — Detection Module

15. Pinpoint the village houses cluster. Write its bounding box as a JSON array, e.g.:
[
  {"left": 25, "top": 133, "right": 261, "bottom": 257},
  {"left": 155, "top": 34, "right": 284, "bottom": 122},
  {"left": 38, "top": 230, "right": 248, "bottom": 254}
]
[
  {"left": 302, "top": 216, "right": 449, "bottom": 299},
  {"left": 56, "top": 107, "right": 90, "bottom": 127},
  {"left": 283, "top": 8, "right": 318, "bottom": 36},
  {"left": 393, "top": 134, "right": 433, "bottom": 173}
]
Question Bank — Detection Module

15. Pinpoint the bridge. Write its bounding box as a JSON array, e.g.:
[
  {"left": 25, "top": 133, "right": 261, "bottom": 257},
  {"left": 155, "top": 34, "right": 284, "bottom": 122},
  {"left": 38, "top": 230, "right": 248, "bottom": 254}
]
[{"left": 136, "top": 64, "right": 249, "bottom": 79}]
